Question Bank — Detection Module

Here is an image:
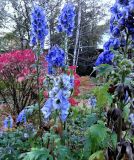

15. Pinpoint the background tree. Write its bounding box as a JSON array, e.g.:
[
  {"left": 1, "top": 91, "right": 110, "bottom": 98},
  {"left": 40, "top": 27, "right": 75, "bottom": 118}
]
[{"left": 0, "top": 0, "right": 110, "bottom": 75}]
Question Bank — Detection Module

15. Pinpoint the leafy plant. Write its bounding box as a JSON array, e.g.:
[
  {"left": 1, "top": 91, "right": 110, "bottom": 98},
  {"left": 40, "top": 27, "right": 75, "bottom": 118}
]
[
  {"left": 92, "top": 84, "right": 112, "bottom": 109},
  {"left": 0, "top": 130, "right": 31, "bottom": 160},
  {"left": 19, "top": 148, "right": 53, "bottom": 160},
  {"left": 84, "top": 120, "right": 117, "bottom": 158},
  {"left": 89, "top": 150, "right": 105, "bottom": 160}
]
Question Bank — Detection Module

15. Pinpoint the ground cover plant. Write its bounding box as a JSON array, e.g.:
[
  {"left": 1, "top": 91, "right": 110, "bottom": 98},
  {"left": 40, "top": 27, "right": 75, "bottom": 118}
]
[{"left": 0, "top": 0, "right": 134, "bottom": 160}]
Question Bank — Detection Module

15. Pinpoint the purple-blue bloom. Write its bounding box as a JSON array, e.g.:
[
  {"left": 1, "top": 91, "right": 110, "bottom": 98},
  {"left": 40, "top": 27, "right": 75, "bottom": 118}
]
[
  {"left": 118, "top": 17, "right": 126, "bottom": 27},
  {"left": 30, "top": 5, "right": 48, "bottom": 48},
  {"left": 57, "top": 2, "right": 75, "bottom": 37},
  {"left": 129, "top": 0, "right": 134, "bottom": 11},
  {"left": 117, "top": 0, "right": 128, "bottom": 6},
  {"left": 112, "top": 27, "right": 121, "bottom": 37},
  {"left": 3, "top": 115, "right": 13, "bottom": 129},
  {"left": 128, "top": 113, "right": 134, "bottom": 125},
  {"left": 41, "top": 73, "right": 74, "bottom": 122},
  {"left": 46, "top": 45, "right": 65, "bottom": 74},
  {"left": 60, "top": 96, "right": 70, "bottom": 122},
  {"left": 88, "top": 96, "right": 97, "bottom": 108},
  {"left": 41, "top": 98, "right": 53, "bottom": 119},
  {"left": 103, "top": 38, "right": 120, "bottom": 50},
  {"left": 16, "top": 110, "right": 27, "bottom": 124},
  {"left": 95, "top": 51, "right": 114, "bottom": 66},
  {"left": 96, "top": 0, "right": 134, "bottom": 66},
  {"left": 110, "top": 4, "right": 119, "bottom": 15},
  {"left": 42, "top": 90, "right": 70, "bottom": 122}
]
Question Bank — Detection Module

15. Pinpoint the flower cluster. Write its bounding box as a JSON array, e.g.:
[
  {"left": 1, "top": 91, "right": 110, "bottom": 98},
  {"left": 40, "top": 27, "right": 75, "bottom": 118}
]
[
  {"left": 3, "top": 115, "right": 13, "bottom": 129},
  {"left": 30, "top": 5, "right": 48, "bottom": 48},
  {"left": 95, "top": 0, "right": 134, "bottom": 66},
  {"left": 95, "top": 51, "right": 114, "bottom": 66},
  {"left": 46, "top": 45, "right": 65, "bottom": 74},
  {"left": 16, "top": 110, "right": 27, "bottom": 124},
  {"left": 88, "top": 96, "right": 97, "bottom": 108},
  {"left": 57, "top": 3, "right": 75, "bottom": 37},
  {"left": 41, "top": 73, "right": 74, "bottom": 122},
  {"left": 110, "top": 0, "right": 134, "bottom": 42}
]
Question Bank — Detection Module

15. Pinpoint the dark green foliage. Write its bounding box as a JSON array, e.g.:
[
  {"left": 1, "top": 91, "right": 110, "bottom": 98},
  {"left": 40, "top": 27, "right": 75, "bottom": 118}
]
[
  {"left": 0, "top": 130, "right": 31, "bottom": 160},
  {"left": 83, "top": 121, "right": 117, "bottom": 159},
  {"left": 19, "top": 148, "right": 53, "bottom": 160}
]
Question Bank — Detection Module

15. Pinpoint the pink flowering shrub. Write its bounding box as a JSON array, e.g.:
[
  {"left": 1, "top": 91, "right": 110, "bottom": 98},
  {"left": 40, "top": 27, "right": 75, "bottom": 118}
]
[{"left": 0, "top": 50, "right": 40, "bottom": 114}]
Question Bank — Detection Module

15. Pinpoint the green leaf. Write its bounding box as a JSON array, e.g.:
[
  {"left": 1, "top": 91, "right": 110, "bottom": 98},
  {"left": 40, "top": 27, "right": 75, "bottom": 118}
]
[
  {"left": 19, "top": 148, "right": 53, "bottom": 160},
  {"left": 86, "top": 113, "right": 98, "bottom": 127},
  {"left": 85, "top": 121, "right": 108, "bottom": 155},
  {"left": 92, "top": 84, "right": 112, "bottom": 108},
  {"left": 89, "top": 150, "right": 105, "bottom": 160},
  {"left": 110, "top": 133, "right": 117, "bottom": 149},
  {"left": 71, "top": 107, "right": 79, "bottom": 120},
  {"left": 95, "top": 64, "right": 113, "bottom": 77},
  {"left": 54, "top": 145, "right": 70, "bottom": 160},
  {"left": 122, "top": 103, "right": 130, "bottom": 122}
]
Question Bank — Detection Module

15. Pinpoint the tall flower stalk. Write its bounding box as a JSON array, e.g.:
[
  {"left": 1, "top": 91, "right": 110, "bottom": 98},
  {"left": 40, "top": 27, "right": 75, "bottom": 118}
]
[
  {"left": 42, "top": 45, "right": 74, "bottom": 122},
  {"left": 57, "top": 2, "right": 75, "bottom": 64},
  {"left": 95, "top": 0, "right": 134, "bottom": 142},
  {"left": 30, "top": 5, "right": 48, "bottom": 128}
]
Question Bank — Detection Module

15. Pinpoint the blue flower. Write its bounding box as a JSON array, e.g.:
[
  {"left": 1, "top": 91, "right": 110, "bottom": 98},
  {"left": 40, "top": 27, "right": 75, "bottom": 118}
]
[
  {"left": 88, "top": 96, "right": 97, "bottom": 108},
  {"left": 62, "top": 74, "right": 74, "bottom": 90},
  {"left": 42, "top": 90, "right": 70, "bottom": 122},
  {"left": 129, "top": 0, "right": 134, "bottom": 11},
  {"left": 46, "top": 45, "right": 65, "bottom": 74},
  {"left": 117, "top": 0, "right": 128, "bottom": 6},
  {"left": 95, "top": 51, "right": 114, "bottom": 66},
  {"left": 3, "top": 115, "right": 13, "bottom": 129},
  {"left": 41, "top": 98, "right": 53, "bottom": 119},
  {"left": 30, "top": 5, "right": 48, "bottom": 48},
  {"left": 112, "top": 27, "right": 121, "bottom": 37},
  {"left": 103, "top": 38, "right": 120, "bottom": 50},
  {"left": 60, "top": 97, "right": 70, "bottom": 122},
  {"left": 118, "top": 17, "right": 126, "bottom": 27},
  {"left": 41, "top": 73, "right": 73, "bottom": 122},
  {"left": 57, "top": 3, "right": 75, "bottom": 37},
  {"left": 16, "top": 110, "right": 27, "bottom": 124},
  {"left": 128, "top": 113, "right": 134, "bottom": 125},
  {"left": 110, "top": 4, "right": 119, "bottom": 15}
]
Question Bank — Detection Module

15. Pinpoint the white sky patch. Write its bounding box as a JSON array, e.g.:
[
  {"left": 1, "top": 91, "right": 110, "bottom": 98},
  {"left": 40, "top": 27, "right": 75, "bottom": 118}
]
[{"left": 0, "top": 0, "right": 116, "bottom": 48}]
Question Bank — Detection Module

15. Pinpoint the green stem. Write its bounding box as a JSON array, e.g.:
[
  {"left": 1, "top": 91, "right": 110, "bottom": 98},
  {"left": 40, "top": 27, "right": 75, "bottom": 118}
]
[
  {"left": 36, "top": 48, "right": 42, "bottom": 129},
  {"left": 64, "top": 35, "right": 68, "bottom": 64},
  {"left": 117, "top": 112, "right": 122, "bottom": 142}
]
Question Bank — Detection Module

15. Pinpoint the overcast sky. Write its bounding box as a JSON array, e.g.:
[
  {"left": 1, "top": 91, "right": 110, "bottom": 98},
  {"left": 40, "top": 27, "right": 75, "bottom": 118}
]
[{"left": 0, "top": 0, "right": 116, "bottom": 48}]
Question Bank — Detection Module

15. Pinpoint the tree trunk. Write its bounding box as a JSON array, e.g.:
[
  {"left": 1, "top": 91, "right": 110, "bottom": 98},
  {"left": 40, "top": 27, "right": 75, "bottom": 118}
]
[{"left": 73, "top": 0, "right": 82, "bottom": 66}]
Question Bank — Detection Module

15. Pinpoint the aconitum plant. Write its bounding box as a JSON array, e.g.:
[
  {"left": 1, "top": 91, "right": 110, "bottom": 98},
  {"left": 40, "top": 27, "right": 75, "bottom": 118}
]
[
  {"left": 95, "top": 0, "right": 134, "bottom": 66},
  {"left": 30, "top": 5, "right": 48, "bottom": 48},
  {"left": 57, "top": 2, "right": 75, "bottom": 37},
  {"left": 41, "top": 74, "right": 74, "bottom": 122},
  {"left": 95, "top": 0, "right": 134, "bottom": 144},
  {"left": 3, "top": 115, "right": 13, "bottom": 129},
  {"left": 16, "top": 110, "right": 27, "bottom": 124},
  {"left": 46, "top": 45, "right": 65, "bottom": 74}
]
